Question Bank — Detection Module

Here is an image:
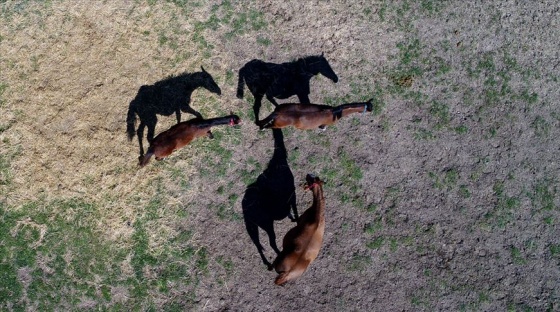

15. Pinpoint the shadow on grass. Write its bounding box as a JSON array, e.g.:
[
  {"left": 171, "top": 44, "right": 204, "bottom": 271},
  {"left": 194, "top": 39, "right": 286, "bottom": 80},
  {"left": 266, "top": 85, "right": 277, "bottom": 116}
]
[
  {"left": 126, "top": 67, "right": 222, "bottom": 160},
  {"left": 236, "top": 53, "right": 339, "bottom": 124},
  {"left": 242, "top": 129, "right": 298, "bottom": 269}
]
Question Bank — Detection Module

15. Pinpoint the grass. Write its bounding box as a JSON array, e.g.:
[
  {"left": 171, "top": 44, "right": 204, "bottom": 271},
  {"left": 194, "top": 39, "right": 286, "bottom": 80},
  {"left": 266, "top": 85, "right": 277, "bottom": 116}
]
[
  {"left": 0, "top": 192, "right": 214, "bottom": 310},
  {"left": 0, "top": 83, "right": 7, "bottom": 107},
  {"left": 529, "top": 178, "right": 557, "bottom": 212},
  {"left": 346, "top": 253, "right": 372, "bottom": 272},
  {"left": 429, "top": 168, "right": 459, "bottom": 191},
  {"left": 318, "top": 150, "right": 365, "bottom": 208},
  {"left": 481, "top": 181, "right": 522, "bottom": 228}
]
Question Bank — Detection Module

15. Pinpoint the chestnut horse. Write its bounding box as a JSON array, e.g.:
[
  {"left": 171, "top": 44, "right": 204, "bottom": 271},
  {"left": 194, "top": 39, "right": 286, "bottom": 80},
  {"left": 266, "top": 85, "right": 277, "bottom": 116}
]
[
  {"left": 139, "top": 114, "right": 240, "bottom": 167},
  {"left": 257, "top": 99, "right": 373, "bottom": 130},
  {"left": 271, "top": 174, "right": 325, "bottom": 286},
  {"left": 236, "top": 53, "right": 338, "bottom": 122}
]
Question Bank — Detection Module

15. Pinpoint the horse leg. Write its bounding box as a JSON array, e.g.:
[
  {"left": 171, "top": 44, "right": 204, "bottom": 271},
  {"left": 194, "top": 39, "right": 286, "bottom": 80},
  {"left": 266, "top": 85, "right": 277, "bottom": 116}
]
[
  {"left": 257, "top": 114, "right": 275, "bottom": 130},
  {"left": 297, "top": 93, "right": 311, "bottom": 104},
  {"left": 207, "top": 130, "right": 214, "bottom": 139},
  {"left": 183, "top": 105, "right": 203, "bottom": 119},
  {"left": 266, "top": 93, "right": 279, "bottom": 107},
  {"left": 263, "top": 220, "right": 281, "bottom": 256},
  {"left": 175, "top": 109, "right": 181, "bottom": 123},
  {"left": 253, "top": 93, "right": 264, "bottom": 124},
  {"left": 136, "top": 122, "right": 146, "bottom": 158},
  {"left": 244, "top": 218, "right": 273, "bottom": 269},
  {"left": 146, "top": 116, "right": 157, "bottom": 143}
]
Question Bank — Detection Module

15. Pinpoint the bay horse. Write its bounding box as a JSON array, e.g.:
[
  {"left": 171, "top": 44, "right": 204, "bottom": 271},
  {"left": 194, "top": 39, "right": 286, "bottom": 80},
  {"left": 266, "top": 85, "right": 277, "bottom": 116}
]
[
  {"left": 271, "top": 174, "right": 325, "bottom": 286},
  {"left": 236, "top": 53, "right": 338, "bottom": 123},
  {"left": 138, "top": 114, "right": 240, "bottom": 167},
  {"left": 127, "top": 66, "right": 222, "bottom": 158},
  {"left": 257, "top": 99, "right": 373, "bottom": 130}
]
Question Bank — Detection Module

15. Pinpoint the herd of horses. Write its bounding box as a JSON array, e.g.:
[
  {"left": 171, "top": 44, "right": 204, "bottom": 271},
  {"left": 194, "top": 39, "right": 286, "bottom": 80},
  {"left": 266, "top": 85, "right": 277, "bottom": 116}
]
[{"left": 126, "top": 54, "right": 371, "bottom": 286}]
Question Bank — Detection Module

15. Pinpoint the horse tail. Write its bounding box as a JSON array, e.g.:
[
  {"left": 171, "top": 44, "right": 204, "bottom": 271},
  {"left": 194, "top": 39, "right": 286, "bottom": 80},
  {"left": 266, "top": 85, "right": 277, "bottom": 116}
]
[
  {"left": 138, "top": 147, "right": 154, "bottom": 167},
  {"left": 126, "top": 99, "right": 138, "bottom": 141},
  {"left": 236, "top": 66, "right": 246, "bottom": 99}
]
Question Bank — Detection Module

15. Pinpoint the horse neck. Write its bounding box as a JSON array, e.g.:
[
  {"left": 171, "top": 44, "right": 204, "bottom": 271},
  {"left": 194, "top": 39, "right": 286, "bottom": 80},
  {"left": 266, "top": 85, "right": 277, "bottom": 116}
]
[
  {"left": 272, "top": 129, "right": 287, "bottom": 160},
  {"left": 296, "top": 58, "right": 319, "bottom": 76},
  {"left": 310, "top": 184, "right": 325, "bottom": 222},
  {"left": 195, "top": 115, "right": 235, "bottom": 128},
  {"left": 181, "top": 72, "right": 207, "bottom": 90},
  {"left": 334, "top": 103, "right": 368, "bottom": 118}
]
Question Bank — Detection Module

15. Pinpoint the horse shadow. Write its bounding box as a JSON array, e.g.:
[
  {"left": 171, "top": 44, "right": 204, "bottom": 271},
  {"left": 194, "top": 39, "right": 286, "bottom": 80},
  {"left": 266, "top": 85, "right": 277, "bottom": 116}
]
[
  {"left": 236, "top": 53, "right": 338, "bottom": 124},
  {"left": 126, "top": 66, "right": 221, "bottom": 160},
  {"left": 242, "top": 129, "right": 298, "bottom": 269}
]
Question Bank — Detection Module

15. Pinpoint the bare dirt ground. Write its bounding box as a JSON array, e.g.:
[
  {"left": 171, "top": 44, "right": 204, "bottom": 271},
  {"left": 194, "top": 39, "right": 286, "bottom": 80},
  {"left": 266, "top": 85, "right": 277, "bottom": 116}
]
[{"left": 1, "top": 1, "right": 559, "bottom": 311}]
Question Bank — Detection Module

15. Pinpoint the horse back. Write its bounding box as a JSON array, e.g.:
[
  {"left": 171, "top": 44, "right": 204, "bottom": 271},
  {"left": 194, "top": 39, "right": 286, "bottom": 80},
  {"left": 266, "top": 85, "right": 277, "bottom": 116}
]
[{"left": 135, "top": 82, "right": 187, "bottom": 117}]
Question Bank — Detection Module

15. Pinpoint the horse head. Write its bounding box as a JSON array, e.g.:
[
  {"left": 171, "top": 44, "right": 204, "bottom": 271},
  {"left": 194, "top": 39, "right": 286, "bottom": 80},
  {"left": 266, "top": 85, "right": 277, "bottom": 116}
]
[
  {"left": 305, "top": 174, "right": 324, "bottom": 190},
  {"left": 228, "top": 114, "right": 241, "bottom": 126},
  {"left": 307, "top": 53, "right": 338, "bottom": 83},
  {"left": 198, "top": 66, "right": 222, "bottom": 96},
  {"left": 365, "top": 98, "right": 373, "bottom": 113}
]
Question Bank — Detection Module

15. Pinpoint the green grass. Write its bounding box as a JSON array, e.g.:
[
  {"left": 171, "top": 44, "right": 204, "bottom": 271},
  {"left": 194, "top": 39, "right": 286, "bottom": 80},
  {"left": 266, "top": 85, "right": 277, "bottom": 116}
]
[
  {"left": 364, "top": 217, "right": 383, "bottom": 234},
  {"left": 0, "top": 193, "right": 215, "bottom": 309},
  {"left": 482, "top": 181, "right": 522, "bottom": 228},
  {"left": 530, "top": 178, "right": 557, "bottom": 212},
  {"left": 510, "top": 246, "right": 526, "bottom": 265},
  {"left": 346, "top": 253, "right": 372, "bottom": 272},
  {"left": 318, "top": 150, "right": 365, "bottom": 208},
  {"left": 531, "top": 116, "right": 550, "bottom": 137},
  {"left": 429, "top": 168, "right": 459, "bottom": 191},
  {"left": 550, "top": 244, "right": 560, "bottom": 258},
  {"left": 366, "top": 237, "right": 385, "bottom": 250}
]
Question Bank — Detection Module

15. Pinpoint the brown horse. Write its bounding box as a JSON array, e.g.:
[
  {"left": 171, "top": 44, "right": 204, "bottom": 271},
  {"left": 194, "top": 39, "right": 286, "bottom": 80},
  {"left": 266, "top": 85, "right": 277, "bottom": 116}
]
[
  {"left": 139, "top": 114, "right": 241, "bottom": 167},
  {"left": 257, "top": 99, "right": 372, "bottom": 130},
  {"left": 271, "top": 174, "right": 325, "bottom": 286}
]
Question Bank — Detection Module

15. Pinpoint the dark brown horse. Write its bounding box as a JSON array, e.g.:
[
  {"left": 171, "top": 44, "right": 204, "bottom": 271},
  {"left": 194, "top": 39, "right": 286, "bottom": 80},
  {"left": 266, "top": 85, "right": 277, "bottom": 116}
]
[
  {"left": 236, "top": 53, "right": 338, "bottom": 123},
  {"left": 271, "top": 174, "right": 325, "bottom": 286},
  {"left": 139, "top": 114, "right": 240, "bottom": 167},
  {"left": 257, "top": 99, "right": 373, "bottom": 130},
  {"left": 127, "top": 66, "right": 222, "bottom": 158}
]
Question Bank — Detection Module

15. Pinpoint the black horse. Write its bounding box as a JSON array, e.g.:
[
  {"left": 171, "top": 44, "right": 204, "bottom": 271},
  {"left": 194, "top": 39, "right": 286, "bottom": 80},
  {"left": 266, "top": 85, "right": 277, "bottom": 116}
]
[
  {"left": 126, "top": 66, "right": 221, "bottom": 159},
  {"left": 242, "top": 129, "right": 298, "bottom": 269},
  {"left": 236, "top": 53, "right": 338, "bottom": 123}
]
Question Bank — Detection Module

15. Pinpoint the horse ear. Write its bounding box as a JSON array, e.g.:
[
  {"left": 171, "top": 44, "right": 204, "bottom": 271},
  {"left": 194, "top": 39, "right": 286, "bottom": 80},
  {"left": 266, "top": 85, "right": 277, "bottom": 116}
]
[
  {"left": 321, "top": 52, "right": 324, "bottom": 57},
  {"left": 201, "top": 65, "right": 206, "bottom": 72}
]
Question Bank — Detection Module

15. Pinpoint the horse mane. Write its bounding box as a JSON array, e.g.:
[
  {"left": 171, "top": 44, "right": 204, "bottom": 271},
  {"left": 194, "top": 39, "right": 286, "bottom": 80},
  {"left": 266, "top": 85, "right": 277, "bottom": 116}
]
[
  {"left": 153, "top": 71, "right": 201, "bottom": 87},
  {"left": 294, "top": 55, "right": 323, "bottom": 67}
]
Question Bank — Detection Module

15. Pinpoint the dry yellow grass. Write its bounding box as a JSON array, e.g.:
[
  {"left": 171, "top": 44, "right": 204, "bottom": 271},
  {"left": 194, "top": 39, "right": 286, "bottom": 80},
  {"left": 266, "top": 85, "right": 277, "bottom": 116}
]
[{"left": 0, "top": 2, "right": 236, "bottom": 245}]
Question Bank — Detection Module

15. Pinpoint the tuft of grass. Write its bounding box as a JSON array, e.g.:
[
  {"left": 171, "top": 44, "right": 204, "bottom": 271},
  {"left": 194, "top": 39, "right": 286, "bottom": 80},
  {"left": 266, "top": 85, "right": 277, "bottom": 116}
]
[
  {"left": 429, "top": 101, "right": 450, "bottom": 129},
  {"left": 530, "top": 178, "right": 557, "bottom": 212},
  {"left": 483, "top": 180, "right": 521, "bottom": 228},
  {"left": 366, "top": 236, "right": 385, "bottom": 250},
  {"left": 531, "top": 116, "right": 550, "bottom": 137},
  {"left": 364, "top": 217, "right": 383, "bottom": 234},
  {"left": 429, "top": 168, "right": 459, "bottom": 191},
  {"left": 346, "top": 253, "right": 372, "bottom": 272},
  {"left": 510, "top": 246, "right": 526, "bottom": 265},
  {"left": 256, "top": 35, "right": 271, "bottom": 46},
  {"left": 454, "top": 125, "right": 468, "bottom": 135},
  {"left": 550, "top": 244, "right": 560, "bottom": 258}
]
